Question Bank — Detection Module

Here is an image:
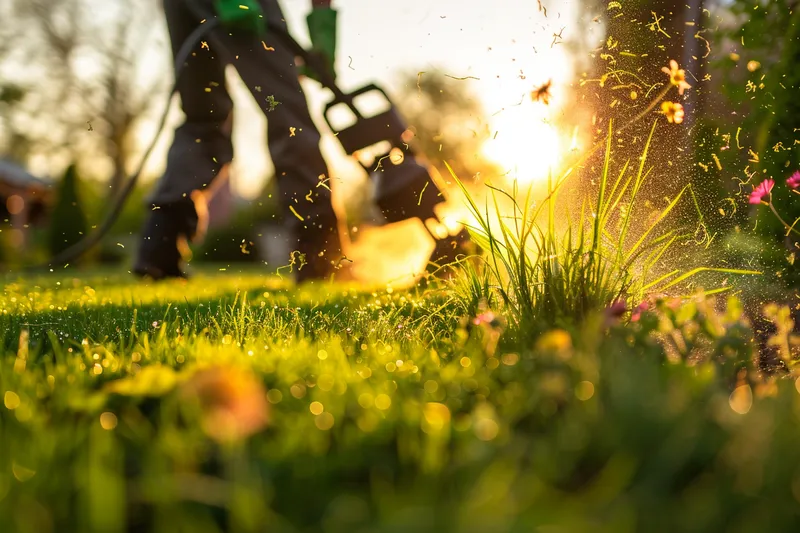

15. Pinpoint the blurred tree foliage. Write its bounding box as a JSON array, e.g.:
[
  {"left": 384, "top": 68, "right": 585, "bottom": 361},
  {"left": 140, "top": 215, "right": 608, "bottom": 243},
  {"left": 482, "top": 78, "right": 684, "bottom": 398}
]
[
  {"left": 0, "top": 0, "right": 168, "bottom": 198},
  {"left": 713, "top": 1, "right": 800, "bottom": 261},
  {"left": 391, "top": 69, "right": 503, "bottom": 183}
]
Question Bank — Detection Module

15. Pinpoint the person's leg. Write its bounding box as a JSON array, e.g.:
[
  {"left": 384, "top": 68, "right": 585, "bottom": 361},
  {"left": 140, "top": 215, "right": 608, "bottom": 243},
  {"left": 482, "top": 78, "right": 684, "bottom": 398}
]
[
  {"left": 134, "top": 0, "right": 234, "bottom": 279},
  {"left": 196, "top": 0, "right": 346, "bottom": 281}
]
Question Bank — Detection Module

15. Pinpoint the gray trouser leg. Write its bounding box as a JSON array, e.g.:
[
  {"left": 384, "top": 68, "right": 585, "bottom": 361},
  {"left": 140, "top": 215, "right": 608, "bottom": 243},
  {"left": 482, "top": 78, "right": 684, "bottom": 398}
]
[
  {"left": 150, "top": 0, "right": 343, "bottom": 275},
  {"left": 153, "top": 0, "right": 235, "bottom": 205}
]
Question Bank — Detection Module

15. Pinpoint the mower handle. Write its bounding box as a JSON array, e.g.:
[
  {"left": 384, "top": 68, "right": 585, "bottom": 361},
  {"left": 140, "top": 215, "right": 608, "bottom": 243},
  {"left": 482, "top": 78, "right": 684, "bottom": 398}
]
[{"left": 322, "top": 83, "right": 393, "bottom": 130}]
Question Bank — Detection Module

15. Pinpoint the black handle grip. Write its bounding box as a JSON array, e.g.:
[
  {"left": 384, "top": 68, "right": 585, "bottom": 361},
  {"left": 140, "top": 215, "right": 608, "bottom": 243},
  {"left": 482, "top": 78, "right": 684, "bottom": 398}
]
[{"left": 322, "top": 83, "right": 393, "bottom": 131}]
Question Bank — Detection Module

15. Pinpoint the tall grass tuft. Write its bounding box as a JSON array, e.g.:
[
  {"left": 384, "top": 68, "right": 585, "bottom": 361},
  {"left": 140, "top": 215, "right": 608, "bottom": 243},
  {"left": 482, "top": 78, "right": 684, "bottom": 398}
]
[{"left": 449, "top": 119, "right": 760, "bottom": 333}]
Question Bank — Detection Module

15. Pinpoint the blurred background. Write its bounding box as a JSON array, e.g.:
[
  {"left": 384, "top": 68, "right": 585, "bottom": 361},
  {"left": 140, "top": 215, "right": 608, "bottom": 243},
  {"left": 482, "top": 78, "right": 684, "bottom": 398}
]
[{"left": 0, "top": 0, "right": 796, "bottom": 291}]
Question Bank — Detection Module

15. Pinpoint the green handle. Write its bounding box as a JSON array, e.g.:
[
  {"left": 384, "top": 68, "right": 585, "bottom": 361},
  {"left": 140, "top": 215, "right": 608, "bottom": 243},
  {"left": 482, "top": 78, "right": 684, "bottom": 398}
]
[
  {"left": 214, "top": 0, "right": 266, "bottom": 36},
  {"left": 305, "top": 7, "right": 338, "bottom": 80}
]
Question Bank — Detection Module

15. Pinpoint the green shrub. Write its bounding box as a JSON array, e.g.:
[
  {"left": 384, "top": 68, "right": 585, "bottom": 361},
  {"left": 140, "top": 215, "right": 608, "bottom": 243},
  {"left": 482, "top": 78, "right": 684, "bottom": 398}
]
[
  {"left": 48, "top": 163, "right": 89, "bottom": 260},
  {"left": 0, "top": 226, "right": 7, "bottom": 268}
]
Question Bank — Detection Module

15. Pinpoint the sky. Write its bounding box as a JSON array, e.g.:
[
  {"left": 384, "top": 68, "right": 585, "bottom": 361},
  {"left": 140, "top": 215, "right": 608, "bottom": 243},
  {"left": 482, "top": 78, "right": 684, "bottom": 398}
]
[{"left": 132, "top": 0, "right": 593, "bottom": 199}]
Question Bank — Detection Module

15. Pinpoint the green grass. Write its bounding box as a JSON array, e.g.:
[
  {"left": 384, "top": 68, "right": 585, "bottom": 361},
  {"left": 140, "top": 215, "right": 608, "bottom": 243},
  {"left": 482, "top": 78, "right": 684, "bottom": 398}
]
[
  {"left": 449, "top": 120, "right": 761, "bottom": 340},
  {"left": 2, "top": 268, "right": 800, "bottom": 532}
]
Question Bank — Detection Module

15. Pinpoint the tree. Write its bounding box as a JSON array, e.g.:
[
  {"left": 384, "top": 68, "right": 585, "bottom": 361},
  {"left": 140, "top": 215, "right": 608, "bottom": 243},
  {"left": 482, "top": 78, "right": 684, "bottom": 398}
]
[
  {"left": 391, "top": 68, "right": 502, "bottom": 183},
  {"left": 585, "top": 0, "right": 691, "bottom": 122},
  {"left": 572, "top": 0, "right": 709, "bottom": 206},
  {"left": 48, "top": 163, "right": 88, "bottom": 259},
  {"left": 0, "top": 0, "right": 168, "bottom": 196},
  {"left": 88, "top": 0, "right": 170, "bottom": 194}
]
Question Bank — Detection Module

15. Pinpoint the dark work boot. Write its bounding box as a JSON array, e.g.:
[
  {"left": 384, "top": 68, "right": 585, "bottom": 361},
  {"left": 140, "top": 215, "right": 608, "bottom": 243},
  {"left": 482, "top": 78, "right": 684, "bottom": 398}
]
[{"left": 133, "top": 198, "right": 199, "bottom": 280}]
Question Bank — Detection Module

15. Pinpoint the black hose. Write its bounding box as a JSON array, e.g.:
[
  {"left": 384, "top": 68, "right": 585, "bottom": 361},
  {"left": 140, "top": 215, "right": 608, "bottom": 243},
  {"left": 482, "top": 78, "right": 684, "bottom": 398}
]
[{"left": 32, "top": 7, "right": 337, "bottom": 272}]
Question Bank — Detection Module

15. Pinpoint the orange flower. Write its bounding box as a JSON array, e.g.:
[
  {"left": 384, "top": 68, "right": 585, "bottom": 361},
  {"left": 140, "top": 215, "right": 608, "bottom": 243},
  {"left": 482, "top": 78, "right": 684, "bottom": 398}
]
[
  {"left": 181, "top": 365, "right": 270, "bottom": 443},
  {"left": 662, "top": 59, "right": 692, "bottom": 95},
  {"left": 661, "top": 101, "right": 685, "bottom": 124}
]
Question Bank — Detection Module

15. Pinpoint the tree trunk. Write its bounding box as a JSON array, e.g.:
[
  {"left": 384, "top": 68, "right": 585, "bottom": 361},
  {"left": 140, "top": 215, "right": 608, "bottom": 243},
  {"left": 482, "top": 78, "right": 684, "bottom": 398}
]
[{"left": 583, "top": 0, "right": 701, "bottom": 200}]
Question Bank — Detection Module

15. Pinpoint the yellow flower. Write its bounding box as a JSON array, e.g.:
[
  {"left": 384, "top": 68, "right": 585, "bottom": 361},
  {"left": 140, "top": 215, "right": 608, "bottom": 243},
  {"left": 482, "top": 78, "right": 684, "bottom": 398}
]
[
  {"left": 661, "top": 59, "right": 692, "bottom": 95},
  {"left": 661, "top": 101, "right": 685, "bottom": 124},
  {"left": 535, "top": 329, "right": 573, "bottom": 354}
]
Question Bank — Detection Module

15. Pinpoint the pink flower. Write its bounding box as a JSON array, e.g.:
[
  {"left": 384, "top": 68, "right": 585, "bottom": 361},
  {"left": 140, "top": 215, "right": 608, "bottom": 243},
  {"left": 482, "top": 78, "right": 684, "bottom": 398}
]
[
  {"left": 631, "top": 302, "right": 649, "bottom": 322},
  {"left": 606, "top": 299, "right": 627, "bottom": 318},
  {"left": 603, "top": 299, "right": 627, "bottom": 326},
  {"left": 787, "top": 171, "right": 800, "bottom": 189},
  {"left": 749, "top": 179, "right": 774, "bottom": 205},
  {"left": 472, "top": 310, "right": 504, "bottom": 330}
]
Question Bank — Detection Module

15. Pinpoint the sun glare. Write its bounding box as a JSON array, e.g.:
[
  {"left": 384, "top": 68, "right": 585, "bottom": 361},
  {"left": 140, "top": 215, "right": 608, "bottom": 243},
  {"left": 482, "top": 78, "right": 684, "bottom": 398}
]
[{"left": 481, "top": 114, "right": 562, "bottom": 185}]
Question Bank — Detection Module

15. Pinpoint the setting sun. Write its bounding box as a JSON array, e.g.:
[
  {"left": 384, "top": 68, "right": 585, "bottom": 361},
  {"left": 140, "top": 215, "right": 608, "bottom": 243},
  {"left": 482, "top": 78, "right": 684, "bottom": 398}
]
[{"left": 481, "top": 110, "right": 562, "bottom": 185}]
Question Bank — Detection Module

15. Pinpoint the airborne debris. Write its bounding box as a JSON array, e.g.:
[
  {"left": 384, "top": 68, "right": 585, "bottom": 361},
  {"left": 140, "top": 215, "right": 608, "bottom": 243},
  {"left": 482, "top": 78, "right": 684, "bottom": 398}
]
[
  {"left": 551, "top": 27, "right": 565, "bottom": 48},
  {"left": 531, "top": 79, "right": 553, "bottom": 105}
]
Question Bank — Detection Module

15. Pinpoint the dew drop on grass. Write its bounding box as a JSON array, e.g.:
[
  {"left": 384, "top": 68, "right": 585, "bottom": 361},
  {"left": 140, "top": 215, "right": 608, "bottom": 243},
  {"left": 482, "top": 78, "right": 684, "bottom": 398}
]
[
  {"left": 290, "top": 384, "right": 307, "bottom": 399},
  {"left": 318, "top": 375, "right": 334, "bottom": 391},
  {"left": 4, "top": 391, "right": 20, "bottom": 410},
  {"left": 358, "top": 393, "right": 374, "bottom": 408},
  {"left": 100, "top": 412, "right": 118, "bottom": 430},
  {"left": 315, "top": 412, "right": 334, "bottom": 430},
  {"left": 474, "top": 418, "right": 499, "bottom": 441},
  {"left": 575, "top": 381, "right": 595, "bottom": 401},
  {"left": 310, "top": 401, "right": 324, "bottom": 415},
  {"left": 729, "top": 385, "right": 752, "bottom": 415},
  {"left": 375, "top": 394, "right": 392, "bottom": 410},
  {"left": 501, "top": 353, "right": 519, "bottom": 366},
  {"left": 12, "top": 462, "right": 35, "bottom": 482},
  {"left": 267, "top": 389, "right": 282, "bottom": 404}
]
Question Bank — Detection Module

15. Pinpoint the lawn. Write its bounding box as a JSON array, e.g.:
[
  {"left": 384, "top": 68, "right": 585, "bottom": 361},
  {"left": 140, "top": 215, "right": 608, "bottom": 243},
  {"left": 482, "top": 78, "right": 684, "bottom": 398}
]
[
  {"left": 2, "top": 266, "right": 800, "bottom": 533},
  {"left": 4, "top": 0, "right": 800, "bottom": 529}
]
